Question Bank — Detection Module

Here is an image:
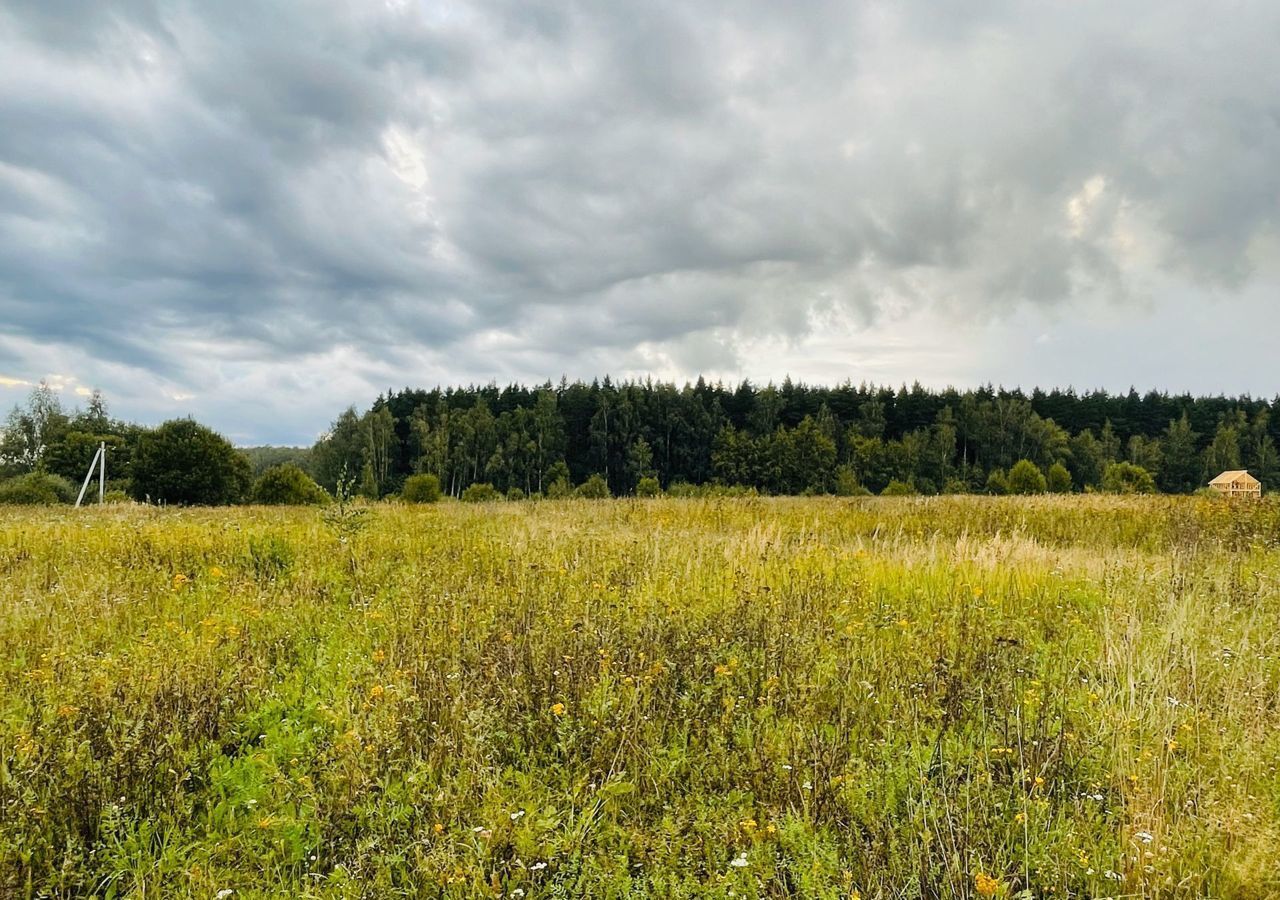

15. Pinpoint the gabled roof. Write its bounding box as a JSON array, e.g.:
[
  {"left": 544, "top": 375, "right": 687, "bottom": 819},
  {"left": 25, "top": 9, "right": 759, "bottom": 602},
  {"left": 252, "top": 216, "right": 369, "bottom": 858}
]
[{"left": 1209, "top": 470, "right": 1260, "bottom": 486}]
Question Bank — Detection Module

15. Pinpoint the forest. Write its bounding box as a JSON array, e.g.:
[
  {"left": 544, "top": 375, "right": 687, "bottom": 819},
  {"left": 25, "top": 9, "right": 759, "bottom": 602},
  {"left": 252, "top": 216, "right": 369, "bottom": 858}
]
[
  {"left": 2, "top": 378, "right": 1278, "bottom": 503},
  {"left": 308, "top": 378, "right": 1278, "bottom": 498}
]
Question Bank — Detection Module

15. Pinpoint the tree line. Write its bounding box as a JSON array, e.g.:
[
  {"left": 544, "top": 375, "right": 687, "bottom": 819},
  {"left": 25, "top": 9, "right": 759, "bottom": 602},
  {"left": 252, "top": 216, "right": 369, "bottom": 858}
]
[
  {"left": 307, "top": 378, "right": 1279, "bottom": 498},
  {"left": 2, "top": 378, "right": 1277, "bottom": 505}
]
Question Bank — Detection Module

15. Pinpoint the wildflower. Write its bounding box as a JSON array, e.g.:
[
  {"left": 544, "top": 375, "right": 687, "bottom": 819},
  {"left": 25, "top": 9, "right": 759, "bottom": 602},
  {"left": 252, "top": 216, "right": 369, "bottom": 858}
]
[
  {"left": 510, "top": 810, "right": 525, "bottom": 821},
  {"left": 530, "top": 861, "right": 547, "bottom": 872},
  {"left": 974, "top": 871, "right": 1001, "bottom": 897},
  {"left": 1166, "top": 739, "right": 1179, "bottom": 752},
  {"left": 216, "top": 891, "right": 234, "bottom": 899},
  {"left": 209, "top": 566, "right": 225, "bottom": 579},
  {"left": 372, "top": 649, "right": 386, "bottom": 663},
  {"left": 714, "top": 664, "right": 732, "bottom": 677},
  {"left": 369, "top": 684, "right": 385, "bottom": 700},
  {"left": 434, "top": 823, "right": 445, "bottom": 835},
  {"left": 729, "top": 853, "right": 749, "bottom": 868},
  {"left": 1134, "top": 830, "right": 1154, "bottom": 844},
  {"left": 740, "top": 818, "right": 757, "bottom": 832},
  {"left": 172, "top": 573, "right": 189, "bottom": 588},
  {"left": 550, "top": 702, "right": 566, "bottom": 717},
  {"left": 56, "top": 704, "right": 80, "bottom": 718}
]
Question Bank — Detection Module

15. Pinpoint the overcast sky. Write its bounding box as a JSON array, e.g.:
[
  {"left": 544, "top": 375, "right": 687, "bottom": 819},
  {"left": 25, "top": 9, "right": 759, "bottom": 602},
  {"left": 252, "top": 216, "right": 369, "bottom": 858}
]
[{"left": 2, "top": 1, "right": 1278, "bottom": 444}]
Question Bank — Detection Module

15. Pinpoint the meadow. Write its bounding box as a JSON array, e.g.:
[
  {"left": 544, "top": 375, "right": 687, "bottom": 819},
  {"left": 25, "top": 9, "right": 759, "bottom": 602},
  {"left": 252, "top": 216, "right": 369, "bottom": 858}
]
[{"left": 1, "top": 496, "right": 1279, "bottom": 898}]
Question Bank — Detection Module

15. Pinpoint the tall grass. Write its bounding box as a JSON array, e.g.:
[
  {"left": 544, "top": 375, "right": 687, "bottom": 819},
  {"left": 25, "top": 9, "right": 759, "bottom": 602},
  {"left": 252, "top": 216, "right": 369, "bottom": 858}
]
[{"left": 1, "top": 496, "right": 1278, "bottom": 897}]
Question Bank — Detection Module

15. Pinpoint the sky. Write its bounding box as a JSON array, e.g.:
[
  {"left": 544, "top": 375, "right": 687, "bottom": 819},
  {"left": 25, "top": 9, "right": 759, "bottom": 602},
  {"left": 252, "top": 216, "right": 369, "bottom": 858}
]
[{"left": 1, "top": 1, "right": 1278, "bottom": 445}]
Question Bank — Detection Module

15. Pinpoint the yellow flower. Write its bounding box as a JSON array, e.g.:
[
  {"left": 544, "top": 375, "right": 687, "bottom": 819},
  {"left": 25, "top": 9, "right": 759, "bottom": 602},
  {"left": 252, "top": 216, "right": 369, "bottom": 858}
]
[
  {"left": 209, "top": 566, "right": 225, "bottom": 579},
  {"left": 172, "top": 573, "right": 189, "bottom": 588},
  {"left": 550, "top": 702, "right": 566, "bottom": 717},
  {"left": 740, "top": 818, "right": 757, "bottom": 832},
  {"left": 974, "top": 871, "right": 1002, "bottom": 897},
  {"left": 372, "top": 649, "right": 386, "bottom": 663},
  {"left": 56, "top": 704, "right": 80, "bottom": 718},
  {"left": 369, "top": 684, "right": 385, "bottom": 700},
  {"left": 434, "top": 822, "right": 445, "bottom": 835}
]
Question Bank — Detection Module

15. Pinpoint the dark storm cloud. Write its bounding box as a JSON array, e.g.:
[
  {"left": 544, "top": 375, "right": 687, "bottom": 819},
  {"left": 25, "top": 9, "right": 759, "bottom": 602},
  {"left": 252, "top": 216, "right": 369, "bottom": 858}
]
[{"left": 1, "top": 0, "right": 1278, "bottom": 440}]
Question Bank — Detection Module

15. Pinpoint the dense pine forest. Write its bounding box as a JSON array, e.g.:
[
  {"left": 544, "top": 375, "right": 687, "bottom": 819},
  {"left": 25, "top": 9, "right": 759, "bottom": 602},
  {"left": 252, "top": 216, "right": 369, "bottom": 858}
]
[{"left": 308, "top": 379, "right": 1279, "bottom": 498}]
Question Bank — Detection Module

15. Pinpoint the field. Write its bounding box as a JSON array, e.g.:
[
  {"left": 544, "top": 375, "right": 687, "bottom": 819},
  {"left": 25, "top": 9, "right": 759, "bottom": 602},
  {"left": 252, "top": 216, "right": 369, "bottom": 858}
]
[{"left": 2, "top": 497, "right": 1279, "bottom": 898}]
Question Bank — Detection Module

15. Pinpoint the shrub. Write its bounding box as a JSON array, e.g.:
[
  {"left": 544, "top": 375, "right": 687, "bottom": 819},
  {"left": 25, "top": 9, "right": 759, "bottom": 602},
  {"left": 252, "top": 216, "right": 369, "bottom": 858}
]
[
  {"left": 252, "top": 464, "right": 330, "bottom": 506},
  {"left": 1047, "top": 462, "right": 1073, "bottom": 493},
  {"left": 130, "top": 419, "right": 251, "bottom": 505},
  {"left": 546, "top": 477, "right": 572, "bottom": 500},
  {"left": 1008, "top": 459, "right": 1048, "bottom": 495},
  {"left": 1102, "top": 462, "right": 1157, "bottom": 494},
  {"left": 665, "top": 481, "right": 698, "bottom": 498},
  {"left": 834, "top": 465, "right": 869, "bottom": 497},
  {"left": 461, "top": 483, "right": 501, "bottom": 503},
  {"left": 986, "top": 468, "right": 1009, "bottom": 495},
  {"left": 635, "top": 476, "right": 661, "bottom": 498},
  {"left": 0, "top": 472, "right": 76, "bottom": 505},
  {"left": 881, "top": 480, "right": 916, "bottom": 497},
  {"left": 506, "top": 487, "right": 526, "bottom": 501},
  {"left": 942, "top": 478, "right": 970, "bottom": 495},
  {"left": 401, "top": 474, "right": 443, "bottom": 504},
  {"left": 575, "top": 474, "right": 611, "bottom": 499}
]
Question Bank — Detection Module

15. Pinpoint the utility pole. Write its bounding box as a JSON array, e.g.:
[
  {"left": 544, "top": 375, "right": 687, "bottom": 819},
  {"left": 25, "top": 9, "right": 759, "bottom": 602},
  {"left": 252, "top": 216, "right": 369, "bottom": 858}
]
[{"left": 75, "top": 441, "right": 107, "bottom": 507}]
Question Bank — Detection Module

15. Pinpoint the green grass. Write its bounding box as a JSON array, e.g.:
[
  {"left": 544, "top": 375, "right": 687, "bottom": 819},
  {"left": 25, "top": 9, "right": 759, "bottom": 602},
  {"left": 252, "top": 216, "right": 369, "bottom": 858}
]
[{"left": 2, "top": 496, "right": 1279, "bottom": 898}]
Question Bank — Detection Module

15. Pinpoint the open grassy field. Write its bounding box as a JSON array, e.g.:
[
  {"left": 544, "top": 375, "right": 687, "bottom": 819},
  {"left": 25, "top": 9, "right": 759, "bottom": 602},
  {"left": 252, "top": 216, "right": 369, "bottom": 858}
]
[{"left": 2, "top": 497, "right": 1279, "bottom": 898}]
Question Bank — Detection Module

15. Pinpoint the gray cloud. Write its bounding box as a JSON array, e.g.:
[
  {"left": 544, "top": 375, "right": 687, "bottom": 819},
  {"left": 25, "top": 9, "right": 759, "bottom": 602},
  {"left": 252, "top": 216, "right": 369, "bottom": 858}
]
[{"left": 1, "top": 0, "right": 1278, "bottom": 441}]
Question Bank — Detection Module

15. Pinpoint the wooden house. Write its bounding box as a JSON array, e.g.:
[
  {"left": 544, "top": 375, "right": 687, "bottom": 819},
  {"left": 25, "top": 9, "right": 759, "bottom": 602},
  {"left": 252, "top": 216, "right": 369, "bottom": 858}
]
[{"left": 1208, "top": 470, "right": 1262, "bottom": 499}]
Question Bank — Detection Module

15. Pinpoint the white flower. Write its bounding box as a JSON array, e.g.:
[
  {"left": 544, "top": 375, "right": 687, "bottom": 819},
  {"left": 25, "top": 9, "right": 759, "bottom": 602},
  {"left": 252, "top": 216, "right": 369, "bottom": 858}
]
[
  {"left": 216, "top": 891, "right": 234, "bottom": 899},
  {"left": 729, "top": 853, "right": 749, "bottom": 868},
  {"left": 1135, "top": 830, "right": 1154, "bottom": 844},
  {"left": 510, "top": 890, "right": 525, "bottom": 898},
  {"left": 530, "top": 861, "right": 548, "bottom": 872},
  {"left": 510, "top": 810, "right": 525, "bottom": 821},
  {"left": 802, "top": 780, "right": 813, "bottom": 790}
]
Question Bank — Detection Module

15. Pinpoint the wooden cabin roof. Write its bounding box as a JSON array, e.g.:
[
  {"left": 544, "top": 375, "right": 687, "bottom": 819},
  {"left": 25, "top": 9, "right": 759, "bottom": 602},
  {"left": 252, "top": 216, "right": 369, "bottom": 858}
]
[{"left": 1209, "top": 470, "right": 1260, "bottom": 486}]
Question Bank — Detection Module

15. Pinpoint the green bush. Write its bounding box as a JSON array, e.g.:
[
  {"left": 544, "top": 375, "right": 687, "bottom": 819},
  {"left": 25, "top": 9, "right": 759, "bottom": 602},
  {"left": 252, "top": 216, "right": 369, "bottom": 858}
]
[
  {"left": 0, "top": 472, "right": 76, "bottom": 505},
  {"left": 401, "top": 473, "right": 443, "bottom": 504},
  {"left": 461, "top": 483, "right": 501, "bottom": 503},
  {"left": 130, "top": 419, "right": 251, "bottom": 505},
  {"left": 986, "top": 468, "right": 1010, "bottom": 495},
  {"left": 575, "top": 474, "right": 611, "bottom": 499},
  {"left": 942, "top": 478, "right": 970, "bottom": 495},
  {"left": 506, "top": 487, "right": 526, "bottom": 501},
  {"left": 252, "top": 464, "right": 330, "bottom": 505},
  {"left": 635, "top": 476, "right": 661, "bottom": 498},
  {"left": 546, "top": 477, "right": 572, "bottom": 499},
  {"left": 881, "top": 480, "right": 916, "bottom": 497},
  {"left": 834, "top": 465, "right": 869, "bottom": 497},
  {"left": 1008, "top": 459, "right": 1048, "bottom": 495},
  {"left": 1102, "top": 462, "right": 1157, "bottom": 494},
  {"left": 1047, "top": 462, "right": 1073, "bottom": 493}
]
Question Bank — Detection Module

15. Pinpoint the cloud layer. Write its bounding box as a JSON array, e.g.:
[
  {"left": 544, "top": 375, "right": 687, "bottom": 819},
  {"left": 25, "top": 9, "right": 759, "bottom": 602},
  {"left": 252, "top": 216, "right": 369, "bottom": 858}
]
[{"left": 2, "top": 0, "right": 1278, "bottom": 441}]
